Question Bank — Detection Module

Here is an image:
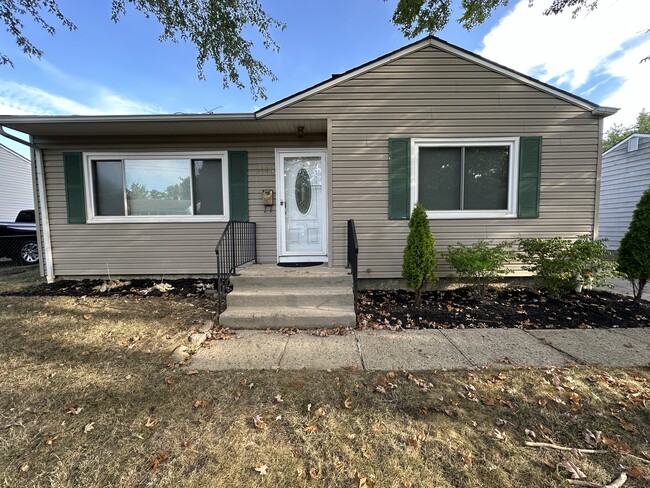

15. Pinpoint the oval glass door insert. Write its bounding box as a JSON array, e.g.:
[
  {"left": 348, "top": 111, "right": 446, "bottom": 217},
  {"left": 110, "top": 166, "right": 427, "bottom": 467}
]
[{"left": 295, "top": 167, "right": 312, "bottom": 215}]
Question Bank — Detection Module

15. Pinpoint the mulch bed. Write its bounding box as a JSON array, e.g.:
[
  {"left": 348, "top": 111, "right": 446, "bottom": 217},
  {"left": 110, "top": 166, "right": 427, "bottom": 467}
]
[
  {"left": 357, "top": 288, "right": 650, "bottom": 330},
  {"left": 4, "top": 278, "right": 648, "bottom": 330},
  {"left": 0, "top": 278, "right": 217, "bottom": 298}
]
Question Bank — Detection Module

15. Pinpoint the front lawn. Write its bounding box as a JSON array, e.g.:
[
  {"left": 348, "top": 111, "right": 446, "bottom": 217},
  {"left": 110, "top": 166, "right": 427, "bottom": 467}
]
[{"left": 0, "top": 272, "right": 649, "bottom": 487}]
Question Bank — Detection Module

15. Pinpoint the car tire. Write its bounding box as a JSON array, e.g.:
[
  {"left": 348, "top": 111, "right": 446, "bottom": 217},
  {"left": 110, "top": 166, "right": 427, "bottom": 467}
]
[{"left": 18, "top": 240, "right": 39, "bottom": 266}]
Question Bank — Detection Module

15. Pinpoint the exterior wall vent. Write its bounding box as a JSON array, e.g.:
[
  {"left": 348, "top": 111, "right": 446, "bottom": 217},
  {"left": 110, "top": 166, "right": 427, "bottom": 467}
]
[{"left": 628, "top": 137, "right": 639, "bottom": 152}]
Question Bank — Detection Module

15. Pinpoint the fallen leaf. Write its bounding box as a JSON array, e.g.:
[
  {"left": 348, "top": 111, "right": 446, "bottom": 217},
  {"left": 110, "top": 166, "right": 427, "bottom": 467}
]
[
  {"left": 186, "top": 369, "right": 199, "bottom": 376},
  {"left": 343, "top": 397, "right": 353, "bottom": 409},
  {"left": 45, "top": 435, "right": 58, "bottom": 445},
  {"left": 462, "top": 452, "right": 473, "bottom": 467},
  {"left": 525, "top": 429, "right": 536, "bottom": 439},
  {"left": 194, "top": 400, "right": 211, "bottom": 408},
  {"left": 150, "top": 451, "right": 169, "bottom": 471},
  {"left": 559, "top": 461, "right": 586, "bottom": 480},
  {"left": 253, "top": 415, "right": 266, "bottom": 430},
  {"left": 408, "top": 434, "right": 419, "bottom": 447},
  {"left": 313, "top": 407, "right": 326, "bottom": 419},
  {"left": 83, "top": 422, "right": 95, "bottom": 434},
  {"left": 274, "top": 394, "right": 283, "bottom": 403},
  {"left": 492, "top": 428, "right": 506, "bottom": 441},
  {"left": 66, "top": 405, "right": 83, "bottom": 415},
  {"left": 583, "top": 429, "right": 601, "bottom": 448},
  {"left": 309, "top": 467, "right": 321, "bottom": 480},
  {"left": 358, "top": 476, "right": 376, "bottom": 488},
  {"left": 254, "top": 464, "right": 268, "bottom": 475},
  {"left": 361, "top": 445, "right": 372, "bottom": 458},
  {"left": 496, "top": 418, "right": 508, "bottom": 426},
  {"left": 375, "top": 385, "right": 386, "bottom": 394},
  {"left": 145, "top": 417, "right": 156, "bottom": 428},
  {"left": 83, "top": 314, "right": 92, "bottom": 320},
  {"left": 303, "top": 424, "right": 319, "bottom": 434}
]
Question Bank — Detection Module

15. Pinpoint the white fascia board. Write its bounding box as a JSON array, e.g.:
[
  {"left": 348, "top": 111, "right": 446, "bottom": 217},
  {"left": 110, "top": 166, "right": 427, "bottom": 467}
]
[{"left": 0, "top": 113, "right": 256, "bottom": 125}]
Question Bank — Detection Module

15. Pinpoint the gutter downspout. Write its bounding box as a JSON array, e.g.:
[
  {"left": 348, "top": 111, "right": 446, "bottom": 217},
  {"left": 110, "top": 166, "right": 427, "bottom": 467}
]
[{"left": 0, "top": 127, "right": 55, "bottom": 282}]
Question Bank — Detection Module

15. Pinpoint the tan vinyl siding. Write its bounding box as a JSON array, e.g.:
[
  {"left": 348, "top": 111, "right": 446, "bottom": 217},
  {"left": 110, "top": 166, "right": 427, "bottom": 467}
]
[
  {"left": 0, "top": 145, "right": 33, "bottom": 221},
  {"left": 267, "top": 45, "right": 601, "bottom": 278},
  {"left": 36, "top": 134, "right": 325, "bottom": 277}
]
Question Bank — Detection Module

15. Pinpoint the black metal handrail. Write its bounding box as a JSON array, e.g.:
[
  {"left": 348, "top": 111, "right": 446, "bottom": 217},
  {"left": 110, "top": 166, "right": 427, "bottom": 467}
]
[
  {"left": 215, "top": 220, "right": 257, "bottom": 314},
  {"left": 347, "top": 219, "right": 359, "bottom": 310}
]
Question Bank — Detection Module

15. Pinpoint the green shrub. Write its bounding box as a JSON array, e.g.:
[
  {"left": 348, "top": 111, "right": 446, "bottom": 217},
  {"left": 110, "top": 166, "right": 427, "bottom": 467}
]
[
  {"left": 402, "top": 202, "right": 437, "bottom": 307},
  {"left": 617, "top": 188, "right": 650, "bottom": 302},
  {"left": 445, "top": 240, "right": 513, "bottom": 298},
  {"left": 518, "top": 235, "right": 615, "bottom": 297}
]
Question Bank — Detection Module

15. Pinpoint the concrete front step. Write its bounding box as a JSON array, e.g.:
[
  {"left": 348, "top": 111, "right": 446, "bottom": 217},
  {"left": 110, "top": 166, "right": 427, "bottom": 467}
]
[
  {"left": 227, "top": 287, "right": 354, "bottom": 308},
  {"left": 221, "top": 264, "right": 357, "bottom": 329},
  {"left": 231, "top": 265, "right": 352, "bottom": 288},
  {"left": 219, "top": 306, "right": 357, "bottom": 329}
]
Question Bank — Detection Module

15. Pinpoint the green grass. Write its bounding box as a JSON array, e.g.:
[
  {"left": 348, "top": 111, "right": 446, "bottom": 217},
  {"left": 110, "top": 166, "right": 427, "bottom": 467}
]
[{"left": 0, "top": 273, "right": 648, "bottom": 487}]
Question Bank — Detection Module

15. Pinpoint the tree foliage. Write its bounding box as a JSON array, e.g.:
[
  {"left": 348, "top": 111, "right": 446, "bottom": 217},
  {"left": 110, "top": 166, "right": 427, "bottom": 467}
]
[
  {"left": 388, "top": 0, "right": 599, "bottom": 38},
  {"left": 0, "top": 0, "right": 284, "bottom": 100},
  {"left": 603, "top": 109, "right": 650, "bottom": 152},
  {"left": 617, "top": 188, "right": 650, "bottom": 303},
  {"left": 402, "top": 202, "right": 437, "bottom": 307}
]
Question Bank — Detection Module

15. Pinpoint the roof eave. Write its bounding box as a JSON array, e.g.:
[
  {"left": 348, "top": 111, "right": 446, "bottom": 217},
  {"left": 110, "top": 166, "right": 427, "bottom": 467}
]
[{"left": 591, "top": 106, "right": 619, "bottom": 117}]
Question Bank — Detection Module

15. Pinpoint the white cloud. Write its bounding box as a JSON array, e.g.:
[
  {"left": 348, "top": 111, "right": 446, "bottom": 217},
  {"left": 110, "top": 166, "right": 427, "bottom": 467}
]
[
  {"left": 479, "top": 0, "right": 650, "bottom": 130},
  {"left": 0, "top": 80, "right": 162, "bottom": 116}
]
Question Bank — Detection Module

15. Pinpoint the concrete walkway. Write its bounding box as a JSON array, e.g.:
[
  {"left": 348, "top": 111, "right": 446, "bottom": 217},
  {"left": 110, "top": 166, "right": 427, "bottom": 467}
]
[{"left": 188, "top": 327, "right": 650, "bottom": 371}]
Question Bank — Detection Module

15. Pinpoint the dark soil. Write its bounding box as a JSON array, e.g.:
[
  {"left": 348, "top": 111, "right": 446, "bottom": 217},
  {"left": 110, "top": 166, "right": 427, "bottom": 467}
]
[
  {"left": 0, "top": 278, "right": 217, "bottom": 298},
  {"left": 358, "top": 287, "right": 650, "bottom": 330},
  {"left": 4, "top": 277, "right": 648, "bottom": 330}
]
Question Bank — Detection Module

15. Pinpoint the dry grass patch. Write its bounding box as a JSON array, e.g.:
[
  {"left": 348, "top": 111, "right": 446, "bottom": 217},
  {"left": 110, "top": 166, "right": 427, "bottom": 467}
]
[{"left": 0, "top": 286, "right": 648, "bottom": 487}]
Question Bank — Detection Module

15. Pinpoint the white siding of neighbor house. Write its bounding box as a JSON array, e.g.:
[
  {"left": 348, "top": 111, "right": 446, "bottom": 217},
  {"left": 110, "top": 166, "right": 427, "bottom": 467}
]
[
  {"left": 35, "top": 135, "right": 325, "bottom": 277},
  {"left": 598, "top": 136, "right": 650, "bottom": 250},
  {"left": 0, "top": 144, "right": 34, "bottom": 221},
  {"left": 266, "top": 45, "right": 602, "bottom": 278}
]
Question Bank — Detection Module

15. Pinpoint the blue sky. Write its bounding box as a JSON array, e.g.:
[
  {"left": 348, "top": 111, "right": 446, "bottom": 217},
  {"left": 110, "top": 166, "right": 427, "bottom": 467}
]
[{"left": 1, "top": 0, "right": 648, "bottom": 157}]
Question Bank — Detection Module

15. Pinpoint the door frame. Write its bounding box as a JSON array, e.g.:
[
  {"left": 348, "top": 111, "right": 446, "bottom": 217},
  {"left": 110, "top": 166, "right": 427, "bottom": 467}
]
[{"left": 275, "top": 148, "right": 329, "bottom": 263}]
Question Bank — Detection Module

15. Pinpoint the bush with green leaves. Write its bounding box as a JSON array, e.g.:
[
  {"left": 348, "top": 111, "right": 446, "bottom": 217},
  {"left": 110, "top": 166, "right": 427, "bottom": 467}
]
[
  {"left": 402, "top": 202, "right": 437, "bottom": 307},
  {"left": 617, "top": 188, "right": 650, "bottom": 303},
  {"left": 445, "top": 240, "right": 514, "bottom": 298},
  {"left": 518, "top": 235, "right": 616, "bottom": 297}
]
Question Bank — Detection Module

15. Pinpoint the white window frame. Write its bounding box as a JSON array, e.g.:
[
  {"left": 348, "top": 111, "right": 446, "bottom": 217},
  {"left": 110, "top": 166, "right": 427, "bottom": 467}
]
[
  {"left": 411, "top": 137, "right": 519, "bottom": 219},
  {"left": 84, "top": 151, "right": 230, "bottom": 223}
]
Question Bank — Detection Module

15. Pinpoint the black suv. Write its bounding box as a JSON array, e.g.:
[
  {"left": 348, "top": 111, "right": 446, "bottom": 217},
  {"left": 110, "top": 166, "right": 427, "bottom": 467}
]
[{"left": 0, "top": 210, "right": 39, "bottom": 265}]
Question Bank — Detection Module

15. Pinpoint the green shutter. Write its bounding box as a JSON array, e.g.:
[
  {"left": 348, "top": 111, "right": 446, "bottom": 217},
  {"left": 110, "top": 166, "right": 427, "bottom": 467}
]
[
  {"left": 518, "top": 136, "right": 542, "bottom": 218},
  {"left": 388, "top": 138, "right": 411, "bottom": 220},
  {"left": 63, "top": 152, "right": 86, "bottom": 224},
  {"left": 228, "top": 150, "right": 248, "bottom": 221}
]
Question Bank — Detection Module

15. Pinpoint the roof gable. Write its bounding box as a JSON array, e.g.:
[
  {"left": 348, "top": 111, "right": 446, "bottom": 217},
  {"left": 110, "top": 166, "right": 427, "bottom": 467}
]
[
  {"left": 256, "top": 36, "right": 615, "bottom": 118},
  {"left": 603, "top": 133, "right": 650, "bottom": 157}
]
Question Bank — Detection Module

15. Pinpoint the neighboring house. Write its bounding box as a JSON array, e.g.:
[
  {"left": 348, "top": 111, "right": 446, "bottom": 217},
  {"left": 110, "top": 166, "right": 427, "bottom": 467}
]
[
  {"left": 0, "top": 143, "right": 33, "bottom": 221},
  {"left": 0, "top": 36, "right": 617, "bottom": 282},
  {"left": 598, "top": 134, "right": 650, "bottom": 251}
]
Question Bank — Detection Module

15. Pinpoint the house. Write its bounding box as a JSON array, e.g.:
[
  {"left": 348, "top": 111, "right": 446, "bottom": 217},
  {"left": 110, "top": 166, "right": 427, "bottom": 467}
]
[
  {"left": 0, "top": 143, "right": 34, "bottom": 221},
  {"left": 598, "top": 134, "right": 650, "bottom": 250},
  {"left": 0, "top": 36, "right": 617, "bottom": 286}
]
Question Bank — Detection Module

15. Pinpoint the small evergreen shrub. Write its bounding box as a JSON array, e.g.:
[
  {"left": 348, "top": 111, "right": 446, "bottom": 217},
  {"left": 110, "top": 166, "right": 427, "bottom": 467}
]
[
  {"left": 519, "top": 235, "right": 615, "bottom": 297},
  {"left": 402, "top": 202, "right": 437, "bottom": 307},
  {"left": 617, "top": 188, "right": 650, "bottom": 302},
  {"left": 445, "top": 240, "right": 513, "bottom": 298}
]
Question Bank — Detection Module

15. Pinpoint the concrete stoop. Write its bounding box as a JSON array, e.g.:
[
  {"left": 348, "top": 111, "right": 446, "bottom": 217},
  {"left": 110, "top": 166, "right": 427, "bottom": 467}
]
[{"left": 218, "top": 264, "right": 357, "bottom": 329}]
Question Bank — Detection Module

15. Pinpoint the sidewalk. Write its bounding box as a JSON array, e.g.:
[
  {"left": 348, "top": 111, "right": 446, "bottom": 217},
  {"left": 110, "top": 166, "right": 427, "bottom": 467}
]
[{"left": 188, "top": 327, "right": 650, "bottom": 371}]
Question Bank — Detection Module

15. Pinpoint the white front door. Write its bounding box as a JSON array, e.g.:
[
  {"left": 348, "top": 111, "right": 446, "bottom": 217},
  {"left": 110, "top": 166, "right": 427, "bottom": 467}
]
[{"left": 276, "top": 149, "right": 328, "bottom": 263}]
